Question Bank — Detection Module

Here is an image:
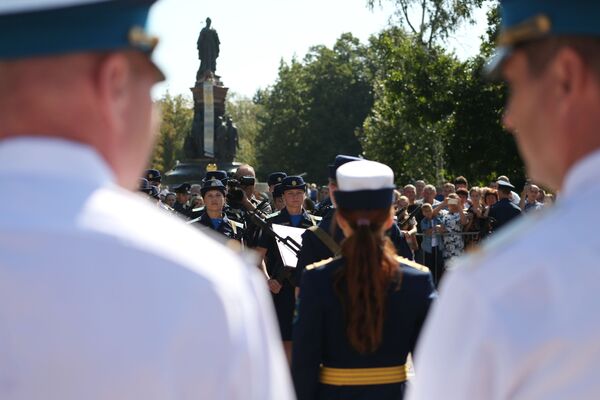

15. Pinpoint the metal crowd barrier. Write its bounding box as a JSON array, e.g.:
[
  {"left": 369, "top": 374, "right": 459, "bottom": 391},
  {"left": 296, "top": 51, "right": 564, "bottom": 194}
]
[{"left": 408, "top": 231, "right": 483, "bottom": 286}]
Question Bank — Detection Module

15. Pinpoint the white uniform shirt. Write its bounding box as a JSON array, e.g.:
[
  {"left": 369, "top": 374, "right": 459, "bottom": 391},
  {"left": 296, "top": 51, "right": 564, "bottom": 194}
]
[
  {"left": 0, "top": 138, "right": 294, "bottom": 400},
  {"left": 408, "top": 149, "right": 600, "bottom": 400}
]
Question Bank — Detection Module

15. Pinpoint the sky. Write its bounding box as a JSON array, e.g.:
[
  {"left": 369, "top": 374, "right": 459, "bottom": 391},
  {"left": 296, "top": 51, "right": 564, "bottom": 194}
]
[{"left": 148, "top": 0, "right": 491, "bottom": 100}]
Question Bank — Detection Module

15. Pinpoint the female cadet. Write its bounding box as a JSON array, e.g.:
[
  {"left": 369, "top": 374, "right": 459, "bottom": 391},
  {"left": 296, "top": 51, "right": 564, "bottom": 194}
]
[
  {"left": 291, "top": 160, "right": 436, "bottom": 400},
  {"left": 195, "top": 179, "right": 244, "bottom": 242},
  {"left": 256, "top": 176, "right": 319, "bottom": 362}
]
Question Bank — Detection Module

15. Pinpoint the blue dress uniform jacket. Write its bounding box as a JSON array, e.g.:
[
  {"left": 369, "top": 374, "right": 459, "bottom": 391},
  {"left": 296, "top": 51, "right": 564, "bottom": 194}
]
[
  {"left": 488, "top": 198, "right": 521, "bottom": 232},
  {"left": 294, "top": 208, "right": 414, "bottom": 286},
  {"left": 258, "top": 208, "right": 318, "bottom": 340},
  {"left": 292, "top": 257, "right": 436, "bottom": 400},
  {"left": 172, "top": 201, "right": 190, "bottom": 218},
  {"left": 196, "top": 211, "right": 244, "bottom": 241}
]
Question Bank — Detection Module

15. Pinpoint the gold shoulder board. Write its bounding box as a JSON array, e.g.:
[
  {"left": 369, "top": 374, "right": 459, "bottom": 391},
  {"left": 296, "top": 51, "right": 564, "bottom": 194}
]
[
  {"left": 266, "top": 211, "right": 281, "bottom": 219},
  {"left": 395, "top": 256, "right": 430, "bottom": 273},
  {"left": 305, "top": 257, "right": 335, "bottom": 271},
  {"left": 230, "top": 220, "right": 244, "bottom": 229}
]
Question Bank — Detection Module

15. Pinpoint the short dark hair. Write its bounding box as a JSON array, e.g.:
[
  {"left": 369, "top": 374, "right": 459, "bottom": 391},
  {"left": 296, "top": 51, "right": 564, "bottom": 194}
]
[
  {"left": 456, "top": 188, "right": 469, "bottom": 197},
  {"left": 454, "top": 176, "right": 468, "bottom": 186},
  {"left": 498, "top": 186, "right": 511, "bottom": 196},
  {"left": 521, "top": 36, "right": 600, "bottom": 80}
]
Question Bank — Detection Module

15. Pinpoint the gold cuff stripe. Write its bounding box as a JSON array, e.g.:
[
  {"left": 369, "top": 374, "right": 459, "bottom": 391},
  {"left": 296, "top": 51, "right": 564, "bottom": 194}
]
[{"left": 320, "top": 365, "right": 408, "bottom": 386}]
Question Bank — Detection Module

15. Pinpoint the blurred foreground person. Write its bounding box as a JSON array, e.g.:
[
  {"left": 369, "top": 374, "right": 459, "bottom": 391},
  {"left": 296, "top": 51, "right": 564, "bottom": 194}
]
[
  {"left": 409, "top": 2, "right": 600, "bottom": 399},
  {"left": 0, "top": 1, "right": 292, "bottom": 399},
  {"left": 292, "top": 160, "right": 436, "bottom": 400}
]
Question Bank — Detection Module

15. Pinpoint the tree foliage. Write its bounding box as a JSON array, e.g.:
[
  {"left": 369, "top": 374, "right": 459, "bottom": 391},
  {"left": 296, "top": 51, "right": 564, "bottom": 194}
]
[
  {"left": 255, "top": 33, "right": 373, "bottom": 183},
  {"left": 367, "top": 0, "right": 484, "bottom": 47},
  {"left": 359, "top": 28, "right": 461, "bottom": 184},
  {"left": 226, "top": 93, "right": 263, "bottom": 167},
  {"left": 359, "top": 5, "right": 524, "bottom": 186},
  {"left": 151, "top": 93, "right": 192, "bottom": 172}
]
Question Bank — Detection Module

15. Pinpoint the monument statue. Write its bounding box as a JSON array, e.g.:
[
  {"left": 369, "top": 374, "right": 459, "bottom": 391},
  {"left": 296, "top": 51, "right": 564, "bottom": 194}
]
[
  {"left": 215, "top": 116, "right": 227, "bottom": 160},
  {"left": 225, "top": 116, "right": 239, "bottom": 163},
  {"left": 197, "top": 17, "right": 220, "bottom": 80},
  {"left": 172, "top": 16, "right": 240, "bottom": 184}
]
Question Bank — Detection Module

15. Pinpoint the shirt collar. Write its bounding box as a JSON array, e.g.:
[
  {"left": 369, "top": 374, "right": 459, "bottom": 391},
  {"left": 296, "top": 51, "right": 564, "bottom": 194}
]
[
  {"left": 0, "top": 137, "right": 115, "bottom": 186},
  {"left": 562, "top": 148, "right": 600, "bottom": 199}
]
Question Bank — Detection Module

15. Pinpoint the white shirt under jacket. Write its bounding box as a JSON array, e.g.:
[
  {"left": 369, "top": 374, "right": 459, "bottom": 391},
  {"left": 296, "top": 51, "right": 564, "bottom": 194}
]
[
  {"left": 0, "top": 138, "right": 294, "bottom": 400},
  {"left": 408, "top": 149, "right": 600, "bottom": 400}
]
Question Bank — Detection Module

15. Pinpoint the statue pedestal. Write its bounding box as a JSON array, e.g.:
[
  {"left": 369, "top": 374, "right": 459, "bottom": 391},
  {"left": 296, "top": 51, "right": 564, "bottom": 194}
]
[
  {"left": 191, "top": 83, "right": 229, "bottom": 115},
  {"left": 164, "top": 159, "right": 242, "bottom": 187},
  {"left": 184, "top": 79, "right": 229, "bottom": 160},
  {"left": 166, "top": 73, "right": 239, "bottom": 187}
]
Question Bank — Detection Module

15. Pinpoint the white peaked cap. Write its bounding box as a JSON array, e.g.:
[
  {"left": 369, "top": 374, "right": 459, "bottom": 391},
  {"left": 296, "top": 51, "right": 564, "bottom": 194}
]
[
  {"left": 334, "top": 160, "right": 395, "bottom": 210},
  {"left": 0, "top": 0, "right": 107, "bottom": 14},
  {"left": 336, "top": 160, "right": 394, "bottom": 192}
]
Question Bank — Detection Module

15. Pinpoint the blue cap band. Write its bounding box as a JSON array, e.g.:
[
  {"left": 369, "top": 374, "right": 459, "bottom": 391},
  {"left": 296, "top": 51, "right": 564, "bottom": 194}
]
[
  {"left": 0, "top": 1, "right": 157, "bottom": 59},
  {"left": 501, "top": 0, "right": 600, "bottom": 40},
  {"left": 487, "top": 1, "right": 600, "bottom": 78},
  {"left": 334, "top": 188, "right": 394, "bottom": 210}
]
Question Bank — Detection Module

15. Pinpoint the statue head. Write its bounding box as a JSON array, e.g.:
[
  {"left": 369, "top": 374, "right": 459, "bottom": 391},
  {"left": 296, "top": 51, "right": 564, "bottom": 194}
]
[
  {"left": 226, "top": 116, "right": 233, "bottom": 125},
  {"left": 205, "top": 17, "right": 211, "bottom": 27}
]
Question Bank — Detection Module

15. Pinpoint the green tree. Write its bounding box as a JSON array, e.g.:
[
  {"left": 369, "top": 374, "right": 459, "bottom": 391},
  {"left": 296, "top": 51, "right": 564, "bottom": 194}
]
[
  {"left": 226, "top": 93, "right": 263, "bottom": 167},
  {"left": 360, "top": 5, "right": 524, "bottom": 187},
  {"left": 367, "top": 0, "right": 484, "bottom": 47},
  {"left": 441, "top": 5, "right": 525, "bottom": 186},
  {"left": 151, "top": 93, "right": 193, "bottom": 172},
  {"left": 360, "top": 27, "right": 461, "bottom": 184},
  {"left": 255, "top": 33, "right": 373, "bottom": 183}
]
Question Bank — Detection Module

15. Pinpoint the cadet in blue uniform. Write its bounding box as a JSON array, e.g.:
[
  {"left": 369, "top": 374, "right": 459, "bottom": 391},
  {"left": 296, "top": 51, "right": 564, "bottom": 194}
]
[
  {"left": 195, "top": 179, "right": 244, "bottom": 242},
  {"left": 256, "top": 176, "right": 319, "bottom": 362},
  {"left": 172, "top": 182, "right": 191, "bottom": 218},
  {"left": 488, "top": 180, "right": 522, "bottom": 232},
  {"left": 268, "top": 172, "right": 287, "bottom": 211},
  {"left": 272, "top": 183, "right": 286, "bottom": 211},
  {"left": 292, "top": 160, "right": 436, "bottom": 400},
  {"left": 295, "top": 155, "right": 414, "bottom": 289},
  {"left": 267, "top": 172, "right": 287, "bottom": 192},
  {"left": 145, "top": 169, "right": 162, "bottom": 190}
]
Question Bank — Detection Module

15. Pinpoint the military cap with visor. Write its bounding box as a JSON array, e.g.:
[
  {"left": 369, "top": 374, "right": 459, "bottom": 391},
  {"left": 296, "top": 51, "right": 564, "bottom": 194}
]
[
  {"left": 334, "top": 160, "right": 395, "bottom": 210},
  {"left": 0, "top": 0, "right": 164, "bottom": 80},
  {"left": 486, "top": 0, "right": 600, "bottom": 79},
  {"left": 173, "top": 183, "right": 191, "bottom": 194},
  {"left": 201, "top": 179, "right": 226, "bottom": 197},
  {"left": 145, "top": 169, "right": 161, "bottom": 183},
  {"left": 328, "top": 155, "right": 362, "bottom": 180},
  {"left": 281, "top": 176, "right": 306, "bottom": 192},
  {"left": 204, "top": 170, "right": 229, "bottom": 184},
  {"left": 267, "top": 172, "right": 287, "bottom": 186}
]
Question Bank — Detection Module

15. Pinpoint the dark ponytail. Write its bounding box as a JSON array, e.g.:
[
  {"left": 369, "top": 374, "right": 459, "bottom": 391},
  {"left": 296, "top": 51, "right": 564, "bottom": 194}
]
[{"left": 334, "top": 207, "right": 400, "bottom": 354}]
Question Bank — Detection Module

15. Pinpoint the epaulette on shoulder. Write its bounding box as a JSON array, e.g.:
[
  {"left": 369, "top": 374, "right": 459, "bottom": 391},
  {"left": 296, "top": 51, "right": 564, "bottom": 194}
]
[
  {"left": 311, "top": 215, "right": 323, "bottom": 221},
  {"left": 265, "top": 211, "right": 281, "bottom": 219},
  {"left": 305, "top": 256, "right": 337, "bottom": 271},
  {"left": 395, "top": 256, "right": 430, "bottom": 273},
  {"left": 230, "top": 220, "right": 244, "bottom": 229}
]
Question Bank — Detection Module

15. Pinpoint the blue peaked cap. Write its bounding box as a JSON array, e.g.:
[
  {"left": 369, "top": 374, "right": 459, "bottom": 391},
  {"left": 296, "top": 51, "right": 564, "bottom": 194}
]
[
  {"left": 0, "top": 0, "right": 163, "bottom": 79},
  {"left": 486, "top": 1, "right": 600, "bottom": 78}
]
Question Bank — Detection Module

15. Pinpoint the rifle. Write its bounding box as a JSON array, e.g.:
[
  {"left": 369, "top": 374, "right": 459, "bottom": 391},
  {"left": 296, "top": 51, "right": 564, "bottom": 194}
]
[{"left": 245, "top": 211, "right": 302, "bottom": 255}]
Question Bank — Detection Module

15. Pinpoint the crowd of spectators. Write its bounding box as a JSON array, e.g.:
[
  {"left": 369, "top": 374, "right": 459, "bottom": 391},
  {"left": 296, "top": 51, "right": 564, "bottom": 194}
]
[{"left": 390, "top": 176, "right": 554, "bottom": 285}]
